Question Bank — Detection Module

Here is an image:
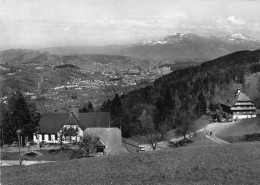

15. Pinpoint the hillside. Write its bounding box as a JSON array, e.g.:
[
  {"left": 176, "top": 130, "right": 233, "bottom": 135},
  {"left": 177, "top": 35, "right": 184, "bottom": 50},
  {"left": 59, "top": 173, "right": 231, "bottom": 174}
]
[
  {"left": 217, "top": 117, "right": 260, "bottom": 143},
  {"left": 100, "top": 49, "right": 260, "bottom": 137},
  {"left": 2, "top": 142, "right": 260, "bottom": 184},
  {"left": 122, "top": 49, "right": 260, "bottom": 108},
  {"left": 0, "top": 50, "right": 142, "bottom": 67}
]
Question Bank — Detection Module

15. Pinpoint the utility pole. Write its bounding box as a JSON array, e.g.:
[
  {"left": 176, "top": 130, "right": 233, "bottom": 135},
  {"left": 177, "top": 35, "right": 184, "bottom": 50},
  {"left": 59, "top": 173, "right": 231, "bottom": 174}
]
[
  {"left": 204, "top": 109, "right": 210, "bottom": 145},
  {"left": 1, "top": 126, "right": 4, "bottom": 146},
  {"left": 17, "top": 129, "right": 22, "bottom": 165},
  {"left": 204, "top": 120, "right": 207, "bottom": 145}
]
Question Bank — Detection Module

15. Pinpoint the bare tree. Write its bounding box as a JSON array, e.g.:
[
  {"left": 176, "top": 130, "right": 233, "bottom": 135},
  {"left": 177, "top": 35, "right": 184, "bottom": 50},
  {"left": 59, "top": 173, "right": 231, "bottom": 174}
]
[
  {"left": 70, "top": 134, "right": 99, "bottom": 159},
  {"left": 175, "top": 111, "right": 195, "bottom": 140},
  {"left": 63, "top": 126, "right": 79, "bottom": 143},
  {"left": 139, "top": 109, "right": 164, "bottom": 150}
]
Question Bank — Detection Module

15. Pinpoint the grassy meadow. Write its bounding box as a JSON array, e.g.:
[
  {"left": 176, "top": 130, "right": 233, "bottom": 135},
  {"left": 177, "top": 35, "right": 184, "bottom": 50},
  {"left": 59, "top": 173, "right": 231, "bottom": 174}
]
[
  {"left": 217, "top": 117, "right": 260, "bottom": 143},
  {"left": 2, "top": 142, "right": 260, "bottom": 185}
]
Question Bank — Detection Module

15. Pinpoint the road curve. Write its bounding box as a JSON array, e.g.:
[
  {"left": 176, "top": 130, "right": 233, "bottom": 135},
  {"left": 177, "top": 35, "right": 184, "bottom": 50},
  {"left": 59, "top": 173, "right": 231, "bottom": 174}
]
[
  {"left": 38, "top": 74, "right": 43, "bottom": 88},
  {"left": 206, "top": 121, "right": 237, "bottom": 144}
]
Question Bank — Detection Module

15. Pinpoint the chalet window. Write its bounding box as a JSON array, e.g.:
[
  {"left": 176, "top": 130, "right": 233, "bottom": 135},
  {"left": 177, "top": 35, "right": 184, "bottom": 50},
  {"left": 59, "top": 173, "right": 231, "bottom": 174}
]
[
  {"left": 48, "top": 134, "right": 51, "bottom": 141},
  {"left": 42, "top": 134, "right": 45, "bottom": 141}
]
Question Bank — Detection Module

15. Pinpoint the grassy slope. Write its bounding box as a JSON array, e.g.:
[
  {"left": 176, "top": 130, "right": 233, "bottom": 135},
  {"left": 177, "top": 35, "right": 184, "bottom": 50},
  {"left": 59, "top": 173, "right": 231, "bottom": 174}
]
[
  {"left": 217, "top": 117, "right": 260, "bottom": 143},
  {"left": 2, "top": 142, "right": 260, "bottom": 185},
  {"left": 1, "top": 149, "right": 74, "bottom": 161}
]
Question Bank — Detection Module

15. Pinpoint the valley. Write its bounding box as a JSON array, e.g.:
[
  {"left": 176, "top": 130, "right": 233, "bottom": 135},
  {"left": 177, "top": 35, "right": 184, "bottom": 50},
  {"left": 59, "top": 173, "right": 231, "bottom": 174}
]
[{"left": 0, "top": 50, "right": 175, "bottom": 112}]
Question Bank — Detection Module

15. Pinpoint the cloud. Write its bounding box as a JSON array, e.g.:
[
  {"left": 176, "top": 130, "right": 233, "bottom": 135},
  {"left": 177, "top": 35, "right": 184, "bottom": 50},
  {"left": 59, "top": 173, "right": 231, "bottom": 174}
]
[
  {"left": 174, "top": 12, "right": 187, "bottom": 19},
  {"left": 227, "top": 16, "right": 245, "bottom": 25}
]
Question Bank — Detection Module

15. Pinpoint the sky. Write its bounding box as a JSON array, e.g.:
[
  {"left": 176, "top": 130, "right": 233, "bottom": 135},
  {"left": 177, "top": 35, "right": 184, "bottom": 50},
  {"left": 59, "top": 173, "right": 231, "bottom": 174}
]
[{"left": 1, "top": 0, "right": 260, "bottom": 50}]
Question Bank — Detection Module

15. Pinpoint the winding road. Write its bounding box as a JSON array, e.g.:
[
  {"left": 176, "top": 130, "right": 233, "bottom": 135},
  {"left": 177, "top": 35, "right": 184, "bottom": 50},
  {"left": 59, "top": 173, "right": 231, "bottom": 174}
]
[
  {"left": 205, "top": 121, "right": 237, "bottom": 144},
  {"left": 37, "top": 74, "right": 43, "bottom": 89}
]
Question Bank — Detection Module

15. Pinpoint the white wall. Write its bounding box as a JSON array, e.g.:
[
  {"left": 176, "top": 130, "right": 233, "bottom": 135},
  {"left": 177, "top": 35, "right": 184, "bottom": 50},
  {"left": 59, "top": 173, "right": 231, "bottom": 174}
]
[
  {"left": 233, "top": 114, "right": 256, "bottom": 120},
  {"left": 32, "top": 125, "right": 83, "bottom": 144}
]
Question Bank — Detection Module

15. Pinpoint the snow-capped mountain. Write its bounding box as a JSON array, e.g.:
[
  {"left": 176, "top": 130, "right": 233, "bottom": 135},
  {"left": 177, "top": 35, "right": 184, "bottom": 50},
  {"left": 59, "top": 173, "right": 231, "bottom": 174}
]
[
  {"left": 226, "top": 33, "right": 257, "bottom": 42},
  {"left": 142, "top": 32, "right": 260, "bottom": 46},
  {"left": 41, "top": 32, "right": 260, "bottom": 62},
  {"left": 142, "top": 32, "right": 192, "bottom": 45}
]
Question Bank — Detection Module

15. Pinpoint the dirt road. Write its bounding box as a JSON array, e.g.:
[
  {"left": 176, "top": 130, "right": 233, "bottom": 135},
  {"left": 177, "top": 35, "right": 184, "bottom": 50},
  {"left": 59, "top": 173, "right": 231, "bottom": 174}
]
[{"left": 205, "top": 121, "right": 238, "bottom": 144}]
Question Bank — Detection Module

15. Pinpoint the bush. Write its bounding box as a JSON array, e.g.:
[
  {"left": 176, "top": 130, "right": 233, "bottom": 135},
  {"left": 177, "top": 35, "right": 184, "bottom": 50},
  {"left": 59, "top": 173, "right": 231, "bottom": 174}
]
[
  {"left": 0, "top": 152, "right": 9, "bottom": 160},
  {"left": 70, "top": 134, "right": 99, "bottom": 159},
  {"left": 168, "top": 138, "right": 193, "bottom": 148},
  {"left": 241, "top": 133, "right": 260, "bottom": 142}
]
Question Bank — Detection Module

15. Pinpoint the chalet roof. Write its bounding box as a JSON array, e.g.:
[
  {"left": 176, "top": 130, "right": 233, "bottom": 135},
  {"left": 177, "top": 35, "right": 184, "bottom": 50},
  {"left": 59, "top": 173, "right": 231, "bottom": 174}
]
[
  {"left": 38, "top": 112, "right": 110, "bottom": 134},
  {"left": 237, "top": 92, "right": 251, "bottom": 102}
]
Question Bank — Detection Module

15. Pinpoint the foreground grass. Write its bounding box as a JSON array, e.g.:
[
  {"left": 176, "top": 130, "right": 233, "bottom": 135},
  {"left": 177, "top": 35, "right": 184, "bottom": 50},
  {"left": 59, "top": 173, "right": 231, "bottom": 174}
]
[
  {"left": 0, "top": 149, "right": 73, "bottom": 161},
  {"left": 217, "top": 117, "right": 260, "bottom": 143},
  {"left": 2, "top": 142, "right": 260, "bottom": 185}
]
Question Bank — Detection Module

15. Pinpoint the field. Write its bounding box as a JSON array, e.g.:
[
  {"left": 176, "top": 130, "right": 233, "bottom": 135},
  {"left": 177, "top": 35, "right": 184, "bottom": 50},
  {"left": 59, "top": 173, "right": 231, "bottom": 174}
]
[
  {"left": 2, "top": 142, "right": 260, "bottom": 185},
  {"left": 217, "top": 117, "right": 260, "bottom": 143},
  {"left": 0, "top": 148, "right": 74, "bottom": 161}
]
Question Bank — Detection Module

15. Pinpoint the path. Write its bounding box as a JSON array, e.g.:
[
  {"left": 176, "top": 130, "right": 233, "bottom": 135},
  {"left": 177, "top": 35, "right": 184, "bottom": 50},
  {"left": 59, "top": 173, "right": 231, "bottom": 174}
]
[
  {"left": 38, "top": 74, "right": 43, "bottom": 88},
  {"left": 205, "top": 121, "right": 238, "bottom": 144},
  {"left": 0, "top": 160, "right": 55, "bottom": 166}
]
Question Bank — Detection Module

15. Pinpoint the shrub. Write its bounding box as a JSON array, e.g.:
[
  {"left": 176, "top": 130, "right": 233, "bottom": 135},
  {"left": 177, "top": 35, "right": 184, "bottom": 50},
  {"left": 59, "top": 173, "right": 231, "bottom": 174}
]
[
  {"left": 241, "top": 133, "right": 260, "bottom": 142},
  {"left": 70, "top": 134, "right": 99, "bottom": 159}
]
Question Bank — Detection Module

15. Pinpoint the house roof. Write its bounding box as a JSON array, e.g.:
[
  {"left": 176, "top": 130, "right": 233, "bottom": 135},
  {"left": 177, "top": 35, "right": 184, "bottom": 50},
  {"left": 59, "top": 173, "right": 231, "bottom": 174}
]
[
  {"left": 237, "top": 92, "right": 251, "bottom": 102},
  {"left": 38, "top": 112, "right": 110, "bottom": 134},
  {"left": 220, "top": 104, "right": 232, "bottom": 115},
  {"left": 78, "top": 112, "right": 110, "bottom": 129},
  {"left": 38, "top": 113, "right": 69, "bottom": 134},
  {"left": 96, "top": 140, "right": 106, "bottom": 147}
]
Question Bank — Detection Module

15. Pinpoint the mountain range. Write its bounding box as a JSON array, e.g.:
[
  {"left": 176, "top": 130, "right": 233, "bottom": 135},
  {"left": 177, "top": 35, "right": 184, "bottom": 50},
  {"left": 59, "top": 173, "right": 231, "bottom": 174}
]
[{"left": 40, "top": 33, "right": 260, "bottom": 62}]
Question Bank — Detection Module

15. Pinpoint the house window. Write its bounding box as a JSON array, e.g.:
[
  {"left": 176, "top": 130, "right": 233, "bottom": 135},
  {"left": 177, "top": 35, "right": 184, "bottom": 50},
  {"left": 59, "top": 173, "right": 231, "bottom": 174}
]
[
  {"left": 42, "top": 134, "right": 45, "bottom": 141},
  {"left": 48, "top": 134, "right": 51, "bottom": 141},
  {"left": 96, "top": 147, "right": 104, "bottom": 153},
  {"left": 55, "top": 134, "right": 57, "bottom": 140}
]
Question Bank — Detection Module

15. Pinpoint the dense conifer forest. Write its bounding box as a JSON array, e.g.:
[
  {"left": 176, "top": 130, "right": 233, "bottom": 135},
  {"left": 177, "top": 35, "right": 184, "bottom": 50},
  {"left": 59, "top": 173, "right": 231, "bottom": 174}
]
[{"left": 100, "top": 49, "right": 260, "bottom": 137}]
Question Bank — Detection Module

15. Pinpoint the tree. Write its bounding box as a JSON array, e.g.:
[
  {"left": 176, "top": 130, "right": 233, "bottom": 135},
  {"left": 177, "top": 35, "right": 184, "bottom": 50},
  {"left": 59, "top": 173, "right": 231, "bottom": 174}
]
[
  {"left": 1, "top": 92, "right": 40, "bottom": 145},
  {"left": 80, "top": 105, "right": 87, "bottom": 113},
  {"left": 100, "top": 99, "right": 111, "bottom": 112},
  {"left": 139, "top": 109, "right": 164, "bottom": 150},
  {"left": 80, "top": 102, "right": 94, "bottom": 113},
  {"left": 110, "top": 93, "right": 122, "bottom": 117},
  {"left": 63, "top": 126, "right": 79, "bottom": 143},
  {"left": 87, "top": 102, "right": 94, "bottom": 112},
  {"left": 70, "top": 134, "right": 100, "bottom": 159},
  {"left": 175, "top": 110, "right": 195, "bottom": 140},
  {"left": 195, "top": 92, "right": 207, "bottom": 116}
]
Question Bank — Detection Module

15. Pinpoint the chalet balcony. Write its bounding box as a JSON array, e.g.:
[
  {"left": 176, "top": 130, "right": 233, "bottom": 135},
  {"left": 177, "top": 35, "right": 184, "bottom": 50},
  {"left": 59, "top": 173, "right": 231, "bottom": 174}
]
[{"left": 231, "top": 107, "right": 257, "bottom": 111}]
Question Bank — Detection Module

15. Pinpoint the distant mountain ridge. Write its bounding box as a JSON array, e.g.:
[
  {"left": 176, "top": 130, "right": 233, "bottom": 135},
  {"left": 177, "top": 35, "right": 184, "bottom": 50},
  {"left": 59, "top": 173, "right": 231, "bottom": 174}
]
[
  {"left": 39, "top": 33, "right": 260, "bottom": 62},
  {"left": 0, "top": 50, "right": 146, "bottom": 69}
]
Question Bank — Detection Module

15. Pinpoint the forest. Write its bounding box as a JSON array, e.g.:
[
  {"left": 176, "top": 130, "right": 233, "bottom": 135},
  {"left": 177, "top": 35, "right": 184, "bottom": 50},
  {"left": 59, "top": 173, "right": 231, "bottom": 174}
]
[{"left": 100, "top": 49, "right": 260, "bottom": 138}]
